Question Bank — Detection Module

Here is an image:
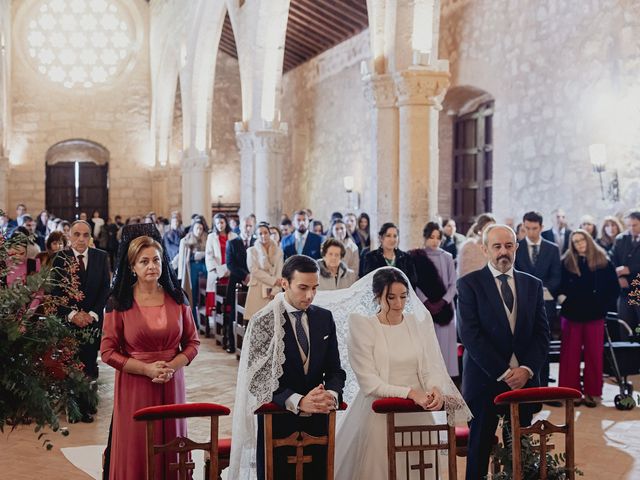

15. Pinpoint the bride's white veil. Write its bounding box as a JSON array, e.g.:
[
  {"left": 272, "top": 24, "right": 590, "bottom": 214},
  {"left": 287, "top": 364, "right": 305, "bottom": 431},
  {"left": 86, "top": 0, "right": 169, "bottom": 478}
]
[{"left": 228, "top": 266, "right": 471, "bottom": 480}]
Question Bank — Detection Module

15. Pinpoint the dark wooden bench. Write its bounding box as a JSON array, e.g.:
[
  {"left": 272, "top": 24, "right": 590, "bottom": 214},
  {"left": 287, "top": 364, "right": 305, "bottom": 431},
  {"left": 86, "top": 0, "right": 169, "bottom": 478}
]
[
  {"left": 234, "top": 283, "right": 248, "bottom": 360},
  {"left": 213, "top": 281, "right": 228, "bottom": 346}
]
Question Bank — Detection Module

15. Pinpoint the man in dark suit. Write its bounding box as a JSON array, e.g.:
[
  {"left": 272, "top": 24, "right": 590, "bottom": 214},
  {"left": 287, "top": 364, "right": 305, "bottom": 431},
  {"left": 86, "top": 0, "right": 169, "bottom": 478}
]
[
  {"left": 281, "top": 210, "right": 323, "bottom": 259},
  {"left": 225, "top": 215, "right": 256, "bottom": 353},
  {"left": 53, "top": 220, "right": 110, "bottom": 423},
  {"left": 457, "top": 224, "right": 550, "bottom": 480},
  {"left": 541, "top": 208, "right": 572, "bottom": 254},
  {"left": 610, "top": 210, "right": 640, "bottom": 339},
  {"left": 256, "top": 255, "right": 345, "bottom": 480},
  {"left": 515, "top": 211, "right": 561, "bottom": 392}
]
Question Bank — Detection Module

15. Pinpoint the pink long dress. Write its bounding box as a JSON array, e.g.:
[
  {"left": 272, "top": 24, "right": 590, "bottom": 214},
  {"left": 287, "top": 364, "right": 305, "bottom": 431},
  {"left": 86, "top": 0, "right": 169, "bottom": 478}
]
[{"left": 101, "top": 293, "right": 200, "bottom": 480}]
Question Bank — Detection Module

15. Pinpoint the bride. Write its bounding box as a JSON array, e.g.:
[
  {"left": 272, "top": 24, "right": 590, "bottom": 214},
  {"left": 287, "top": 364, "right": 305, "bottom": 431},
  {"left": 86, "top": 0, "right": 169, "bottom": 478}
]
[
  {"left": 317, "top": 267, "right": 471, "bottom": 480},
  {"left": 229, "top": 266, "right": 469, "bottom": 479}
]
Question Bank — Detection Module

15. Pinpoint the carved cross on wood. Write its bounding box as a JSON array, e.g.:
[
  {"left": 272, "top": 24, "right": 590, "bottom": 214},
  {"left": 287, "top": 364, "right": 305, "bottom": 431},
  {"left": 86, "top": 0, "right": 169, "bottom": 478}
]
[{"left": 409, "top": 450, "right": 434, "bottom": 480}]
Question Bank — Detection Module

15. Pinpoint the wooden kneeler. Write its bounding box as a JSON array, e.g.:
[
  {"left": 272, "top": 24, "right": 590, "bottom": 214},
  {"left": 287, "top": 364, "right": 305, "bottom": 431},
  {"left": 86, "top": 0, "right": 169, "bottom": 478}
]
[
  {"left": 255, "top": 401, "right": 347, "bottom": 480},
  {"left": 133, "top": 402, "right": 231, "bottom": 480},
  {"left": 372, "top": 397, "right": 457, "bottom": 480},
  {"left": 494, "top": 386, "right": 582, "bottom": 480}
]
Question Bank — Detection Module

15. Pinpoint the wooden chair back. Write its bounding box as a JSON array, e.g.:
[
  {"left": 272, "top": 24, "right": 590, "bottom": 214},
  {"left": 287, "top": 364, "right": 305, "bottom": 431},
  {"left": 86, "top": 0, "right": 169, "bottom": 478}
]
[
  {"left": 255, "top": 401, "right": 347, "bottom": 480},
  {"left": 133, "top": 402, "right": 230, "bottom": 480},
  {"left": 494, "top": 386, "right": 582, "bottom": 480},
  {"left": 372, "top": 398, "right": 456, "bottom": 479}
]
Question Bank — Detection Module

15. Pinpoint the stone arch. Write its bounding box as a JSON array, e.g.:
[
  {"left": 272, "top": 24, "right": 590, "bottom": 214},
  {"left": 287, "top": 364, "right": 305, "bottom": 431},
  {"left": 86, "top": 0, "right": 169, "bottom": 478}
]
[
  {"left": 45, "top": 138, "right": 110, "bottom": 165},
  {"left": 438, "top": 85, "right": 495, "bottom": 227}
]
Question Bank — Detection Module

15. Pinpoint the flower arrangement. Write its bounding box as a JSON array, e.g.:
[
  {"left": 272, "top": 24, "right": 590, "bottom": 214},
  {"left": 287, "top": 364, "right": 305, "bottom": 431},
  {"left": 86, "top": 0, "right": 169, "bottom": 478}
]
[{"left": 0, "top": 221, "right": 99, "bottom": 448}]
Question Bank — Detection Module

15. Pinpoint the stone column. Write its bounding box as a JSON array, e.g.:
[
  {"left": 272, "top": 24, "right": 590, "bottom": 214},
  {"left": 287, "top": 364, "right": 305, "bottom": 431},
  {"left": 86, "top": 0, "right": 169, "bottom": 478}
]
[
  {"left": 394, "top": 67, "right": 449, "bottom": 249},
  {"left": 151, "top": 167, "right": 168, "bottom": 216},
  {"left": 235, "top": 124, "right": 255, "bottom": 219},
  {"left": 363, "top": 73, "right": 398, "bottom": 247},
  {"left": 180, "top": 150, "right": 211, "bottom": 220},
  {"left": 253, "top": 125, "right": 288, "bottom": 224},
  {"left": 0, "top": 154, "right": 8, "bottom": 211}
]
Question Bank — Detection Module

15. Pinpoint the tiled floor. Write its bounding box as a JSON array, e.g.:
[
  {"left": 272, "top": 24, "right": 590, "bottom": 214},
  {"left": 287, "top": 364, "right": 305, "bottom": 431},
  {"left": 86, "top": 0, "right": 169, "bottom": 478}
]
[{"left": 0, "top": 334, "right": 638, "bottom": 479}]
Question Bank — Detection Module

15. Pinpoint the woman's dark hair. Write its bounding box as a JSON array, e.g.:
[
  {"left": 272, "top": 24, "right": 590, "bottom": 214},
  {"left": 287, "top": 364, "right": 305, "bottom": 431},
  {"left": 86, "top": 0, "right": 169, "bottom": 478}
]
[
  {"left": 46, "top": 231, "right": 67, "bottom": 250},
  {"left": 269, "top": 226, "right": 282, "bottom": 242},
  {"left": 422, "top": 221, "right": 442, "bottom": 240},
  {"left": 321, "top": 238, "right": 346, "bottom": 258},
  {"left": 378, "top": 222, "right": 398, "bottom": 238},
  {"left": 311, "top": 220, "right": 324, "bottom": 233},
  {"left": 281, "top": 254, "right": 319, "bottom": 282},
  {"left": 329, "top": 218, "right": 353, "bottom": 240},
  {"left": 256, "top": 221, "right": 270, "bottom": 232},
  {"left": 9, "top": 226, "right": 30, "bottom": 248},
  {"left": 108, "top": 224, "right": 186, "bottom": 311},
  {"left": 372, "top": 268, "right": 409, "bottom": 299},
  {"left": 357, "top": 213, "right": 370, "bottom": 232},
  {"left": 212, "top": 213, "right": 231, "bottom": 234}
]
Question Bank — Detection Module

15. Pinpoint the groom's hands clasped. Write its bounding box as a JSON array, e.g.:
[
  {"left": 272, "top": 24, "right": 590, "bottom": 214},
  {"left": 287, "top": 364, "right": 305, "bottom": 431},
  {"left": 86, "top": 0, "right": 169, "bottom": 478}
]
[{"left": 299, "top": 384, "right": 336, "bottom": 414}]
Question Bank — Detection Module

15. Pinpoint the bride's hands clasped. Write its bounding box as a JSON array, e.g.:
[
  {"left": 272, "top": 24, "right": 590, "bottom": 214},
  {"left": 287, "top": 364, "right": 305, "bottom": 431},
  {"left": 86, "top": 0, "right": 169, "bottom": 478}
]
[{"left": 408, "top": 387, "right": 444, "bottom": 411}]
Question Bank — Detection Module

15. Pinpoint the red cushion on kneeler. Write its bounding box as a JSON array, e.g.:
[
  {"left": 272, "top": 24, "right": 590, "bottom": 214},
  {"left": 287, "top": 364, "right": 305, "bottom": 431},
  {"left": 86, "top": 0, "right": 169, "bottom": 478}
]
[
  {"left": 134, "top": 402, "right": 231, "bottom": 421},
  {"left": 372, "top": 397, "right": 424, "bottom": 414},
  {"left": 457, "top": 344, "right": 464, "bottom": 357},
  {"left": 205, "top": 292, "right": 216, "bottom": 316},
  {"left": 218, "top": 438, "right": 232, "bottom": 457},
  {"left": 225, "top": 305, "right": 232, "bottom": 313},
  {"left": 494, "top": 386, "right": 582, "bottom": 405}
]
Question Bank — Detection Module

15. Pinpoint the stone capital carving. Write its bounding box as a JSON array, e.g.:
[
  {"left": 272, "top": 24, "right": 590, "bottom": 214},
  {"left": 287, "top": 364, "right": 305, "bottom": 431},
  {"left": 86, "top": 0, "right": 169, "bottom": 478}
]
[
  {"left": 181, "top": 150, "right": 210, "bottom": 172},
  {"left": 363, "top": 73, "right": 397, "bottom": 109},
  {"left": 393, "top": 69, "right": 450, "bottom": 108},
  {"left": 235, "top": 131, "right": 254, "bottom": 153},
  {"left": 253, "top": 129, "right": 288, "bottom": 155}
]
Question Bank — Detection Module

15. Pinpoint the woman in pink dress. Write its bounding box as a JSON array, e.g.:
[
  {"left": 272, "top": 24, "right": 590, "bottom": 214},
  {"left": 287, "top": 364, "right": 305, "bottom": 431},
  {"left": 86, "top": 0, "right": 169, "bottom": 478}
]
[{"left": 101, "top": 224, "right": 200, "bottom": 480}]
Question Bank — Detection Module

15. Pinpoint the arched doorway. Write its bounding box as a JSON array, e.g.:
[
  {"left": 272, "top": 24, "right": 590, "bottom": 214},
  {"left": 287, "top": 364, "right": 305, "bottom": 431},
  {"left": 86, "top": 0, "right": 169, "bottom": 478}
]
[
  {"left": 440, "top": 86, "right": 495, "bottom": 234},
  {"left": 45, "top": 139, "right": 109, "bottom": 221}
]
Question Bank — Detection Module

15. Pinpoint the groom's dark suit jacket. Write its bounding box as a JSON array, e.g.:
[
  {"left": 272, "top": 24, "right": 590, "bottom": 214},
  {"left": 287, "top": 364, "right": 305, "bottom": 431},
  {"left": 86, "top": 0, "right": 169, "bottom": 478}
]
[{"left": 257, "top": 304, "right": 346, "bottom": 480}]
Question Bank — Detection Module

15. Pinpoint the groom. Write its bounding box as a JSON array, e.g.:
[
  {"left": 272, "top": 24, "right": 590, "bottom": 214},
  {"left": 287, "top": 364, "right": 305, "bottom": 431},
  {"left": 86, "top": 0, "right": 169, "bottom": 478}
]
[{"left": 256, "top": 254, "right": 346, "bottom": 480}]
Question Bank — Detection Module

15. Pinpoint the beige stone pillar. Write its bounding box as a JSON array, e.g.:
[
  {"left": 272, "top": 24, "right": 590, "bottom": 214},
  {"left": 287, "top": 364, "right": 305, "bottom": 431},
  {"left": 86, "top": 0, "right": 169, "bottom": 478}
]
[
  {"left": 180, "top": 150, "right": 211, "bottom": 220},
  {"left": 394, "top": 68, "right": 449, "bottom": 249},
  {"left": 151, "top": 167, "right": 169, "bottom": 216},
  {"left": 253, "top": 125, "right": 288, "bottom": 224},
  {"left": 235, "top": 125, "right": 255, "bottom": 219},
  {"left": 363, "top": 73, "right": 398, "bottom": 248}
]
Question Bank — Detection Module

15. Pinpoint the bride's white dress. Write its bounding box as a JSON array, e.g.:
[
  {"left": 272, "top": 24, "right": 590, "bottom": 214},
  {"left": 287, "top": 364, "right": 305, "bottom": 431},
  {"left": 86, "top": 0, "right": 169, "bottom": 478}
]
[{"left": 335, "top": 314, "right": 440, "bottom": 480}]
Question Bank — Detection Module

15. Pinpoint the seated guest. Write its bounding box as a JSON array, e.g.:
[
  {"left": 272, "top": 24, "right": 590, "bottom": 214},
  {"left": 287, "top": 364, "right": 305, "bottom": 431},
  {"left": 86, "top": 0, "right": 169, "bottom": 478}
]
[
  {"left": 244, "top": 222, "right": 283, "bottom": 319},
  {"left": 579, "top": 215, "right": 598, "bottom": 240},
  {"left": 440, "top": 218, "right": 466, "bottom": 260},
  {"left": 362, "top": 222, "right": 417, "bottom": 288},
  {"left": 558, "top": 230, "right": 618, "bottom": 407},
  {"left": 101, "top": 224, "right": 199, "bottom": 480},
  {"left": 281, "top": 210, "right": 323, "bottom": 260},
  {"left": 35, "top": 210, "right": 49, "bottom": 250},
  {"left": 515, "top": 222, "right": 527, "bottom": 241},
  {"left": 279, "top": 218, "right": 293, "bottom": 237},
  {"left": 21, "top": 215, "right": 42, "bottom": 259},
  {"left": 329, "top": 218, "right": 360, "bottom": 274},
  {"left": 598, "top": 215, "right": 623, "bottom": 253},
  {"left": 457, "top": 213, "right": 496, "bottom": 278},
  {"left": 57, "top": 220, "right": 71, "bottom": 241},
  {"left": 317, "top": 238, "right": 357, "bottom": 291},
  {"left": 410, "top": 222, "right": 458, "bottom": 377},
  {"left": 36, "top": 230, "right": 67, "bottom": 268}
]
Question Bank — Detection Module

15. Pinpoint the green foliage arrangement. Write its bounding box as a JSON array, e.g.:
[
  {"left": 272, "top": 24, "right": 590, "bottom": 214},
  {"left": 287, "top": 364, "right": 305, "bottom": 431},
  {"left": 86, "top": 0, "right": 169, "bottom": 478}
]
[
  {"left": 0, "top": 224, "right": 99, "bottom": 449},
  {"left": 487, "top": 422, "right": 583, "bottom": 480}
]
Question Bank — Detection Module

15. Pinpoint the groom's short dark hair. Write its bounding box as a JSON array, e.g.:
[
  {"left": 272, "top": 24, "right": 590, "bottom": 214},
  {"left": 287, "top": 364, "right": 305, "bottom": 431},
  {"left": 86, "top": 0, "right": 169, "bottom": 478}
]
[{"left": 282, "top": 255, "right": 319, "bottom": 282}]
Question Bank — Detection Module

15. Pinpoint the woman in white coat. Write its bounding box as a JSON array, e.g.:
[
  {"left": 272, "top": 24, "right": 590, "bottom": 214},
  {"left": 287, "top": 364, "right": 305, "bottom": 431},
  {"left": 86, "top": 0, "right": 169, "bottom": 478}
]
[
  {"left": 205, "top": 213, "right": 237, "bottom": 296},
  {"left": 244, "top": 222, "right": 284, "bottom": 319},
  {"left": 334, "top": 268, "right": 471, "bottom": 480}
]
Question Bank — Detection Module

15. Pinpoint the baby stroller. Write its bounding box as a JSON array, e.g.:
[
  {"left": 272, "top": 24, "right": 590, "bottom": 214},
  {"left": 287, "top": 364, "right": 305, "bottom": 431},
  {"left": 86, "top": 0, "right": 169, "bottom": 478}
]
[{"left": 603, "top": 312, "right": 640, "bottom": 410}]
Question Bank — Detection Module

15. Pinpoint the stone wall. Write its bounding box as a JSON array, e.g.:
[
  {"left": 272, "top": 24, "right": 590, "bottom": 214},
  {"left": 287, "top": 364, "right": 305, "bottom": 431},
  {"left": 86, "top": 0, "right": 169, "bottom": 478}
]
[
  {"left": 438, "top": 0, "right": 640, "bottom": 227},
  {"left": 280, "top": 30, "right": 373, "bottom": 224},
  {"left": 209, "top": 51, "right": 242, "bottom": 206},
  {"left": 7, "top": 0, "right": 151, "bottom": 219}
]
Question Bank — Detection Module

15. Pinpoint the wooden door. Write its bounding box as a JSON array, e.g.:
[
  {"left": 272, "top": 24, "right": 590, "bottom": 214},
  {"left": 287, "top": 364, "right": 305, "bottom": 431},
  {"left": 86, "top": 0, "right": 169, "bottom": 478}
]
[
  {"left": 46, "top": 162, "right": 76, "bottom": 220},
  {"left": 78, "top": 163, "right": 109, "bottom": 219},
  {"left": 452, "top": 102, "right": 493, "bottom": 235}
]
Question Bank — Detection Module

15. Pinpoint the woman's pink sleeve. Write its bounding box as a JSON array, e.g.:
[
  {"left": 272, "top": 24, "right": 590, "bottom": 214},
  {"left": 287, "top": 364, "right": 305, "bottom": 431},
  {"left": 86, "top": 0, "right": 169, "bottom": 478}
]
[
  {"left": 100, "top": 309, "right": 129, "bottom": 371},
  {"left": 180, "top": 304, "right": 200, "bottom": 364}
]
